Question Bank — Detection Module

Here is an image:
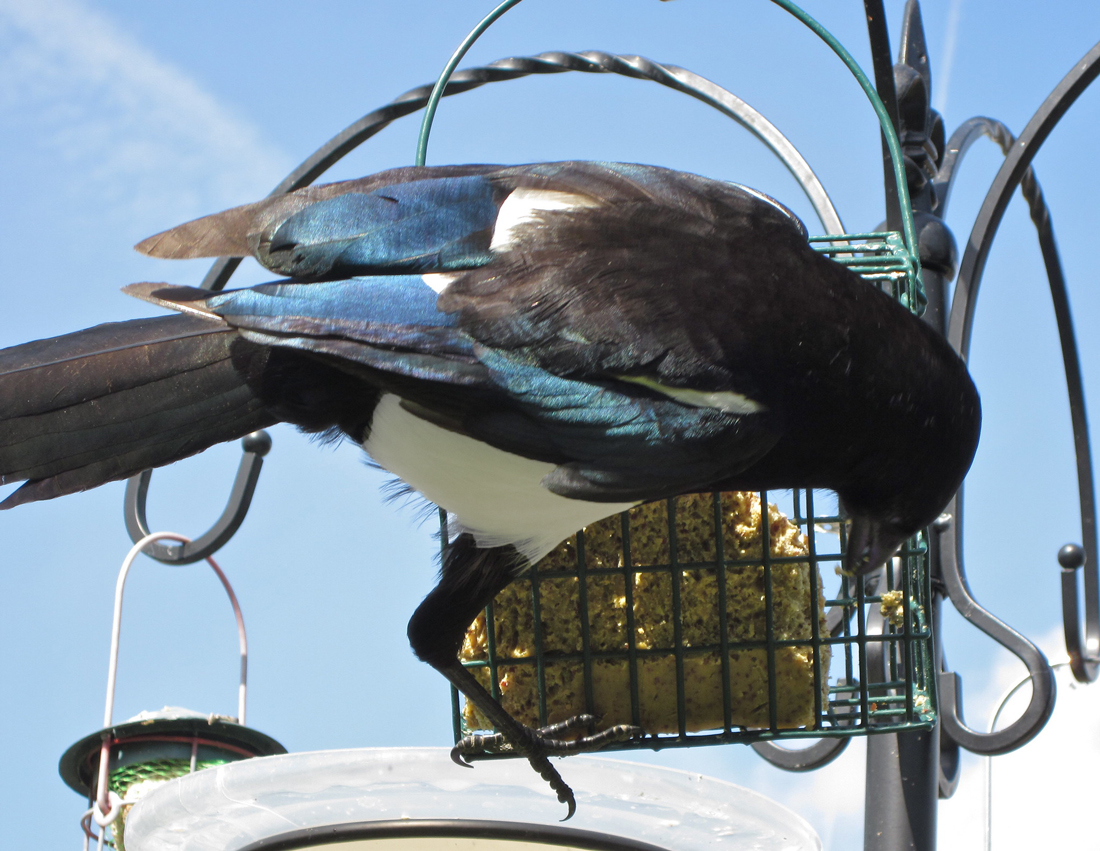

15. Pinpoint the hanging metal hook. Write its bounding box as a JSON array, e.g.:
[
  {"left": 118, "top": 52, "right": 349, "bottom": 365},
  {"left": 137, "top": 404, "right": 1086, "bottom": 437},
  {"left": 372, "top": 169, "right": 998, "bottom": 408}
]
[
  {"left": 1058, "top": 544, "right": 1099, "bottom": 680},
  {"left": 124, "top": 430, "right": 272, "bottom": 565}
]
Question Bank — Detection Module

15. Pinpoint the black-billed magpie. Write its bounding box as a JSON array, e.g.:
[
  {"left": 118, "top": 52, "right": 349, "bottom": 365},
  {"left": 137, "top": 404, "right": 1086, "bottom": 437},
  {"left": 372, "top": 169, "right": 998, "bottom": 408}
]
[{"left": 0, "top": 162, "right": 980, "bottom": 815}]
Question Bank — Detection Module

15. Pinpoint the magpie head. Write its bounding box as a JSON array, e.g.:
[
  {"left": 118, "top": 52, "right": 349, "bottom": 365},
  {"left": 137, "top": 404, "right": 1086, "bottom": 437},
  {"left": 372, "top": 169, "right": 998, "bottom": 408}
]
[
  {"left": 840, "top": 433, "right": 980, "bottom": 576},
  {"left": 839, "top": 355, "right": 982, "bottom": 576},
  {"left": 841, "top": 473, "right": 960, "bottom": 574},
  {"left": 839, "top": 418, "right": 978, "bottom": 575}
]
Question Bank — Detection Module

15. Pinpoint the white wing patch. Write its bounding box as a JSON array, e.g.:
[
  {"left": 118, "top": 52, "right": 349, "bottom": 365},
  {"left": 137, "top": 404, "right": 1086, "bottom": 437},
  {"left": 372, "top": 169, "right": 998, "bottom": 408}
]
[
  {"left": 617, "top": 375, "right": 766, "bottom": 415},
  {"left": 420, "top": 272, "right": 460, "bottom": 294},
  {"left": 364, "top": 394, "right": 637, "bottom": 563},
  {"left": 490, "top": 187, "right": 601, "bottom": 252}
]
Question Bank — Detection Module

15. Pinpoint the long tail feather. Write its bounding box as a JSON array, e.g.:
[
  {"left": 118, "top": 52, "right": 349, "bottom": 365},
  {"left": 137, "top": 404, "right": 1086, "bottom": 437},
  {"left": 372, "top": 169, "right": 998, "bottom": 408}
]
[{"left": 0, "top": 314, "right": 276, "bottom": 507}]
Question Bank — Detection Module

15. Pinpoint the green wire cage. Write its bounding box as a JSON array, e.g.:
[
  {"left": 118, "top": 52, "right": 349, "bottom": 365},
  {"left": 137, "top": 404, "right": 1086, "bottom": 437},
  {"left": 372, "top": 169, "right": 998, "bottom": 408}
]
[
  {"left": 427, "top": 0, "right": 933, "bottom": 755},
  {"left": 451, "top": 491, "right": 935, "bottom": 750}
]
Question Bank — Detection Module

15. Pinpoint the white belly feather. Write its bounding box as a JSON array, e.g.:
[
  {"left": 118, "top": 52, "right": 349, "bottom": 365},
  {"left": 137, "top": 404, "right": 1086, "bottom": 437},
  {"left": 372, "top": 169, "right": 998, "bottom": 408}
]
[{"left": 364, "top": 394, "right": 636, "bottom": 562}]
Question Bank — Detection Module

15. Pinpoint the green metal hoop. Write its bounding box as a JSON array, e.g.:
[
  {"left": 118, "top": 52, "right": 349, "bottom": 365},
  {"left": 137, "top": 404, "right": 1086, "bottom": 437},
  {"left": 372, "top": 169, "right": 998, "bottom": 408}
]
[{"left": 415, "top": 0, "right": 525, "bottom": 166}]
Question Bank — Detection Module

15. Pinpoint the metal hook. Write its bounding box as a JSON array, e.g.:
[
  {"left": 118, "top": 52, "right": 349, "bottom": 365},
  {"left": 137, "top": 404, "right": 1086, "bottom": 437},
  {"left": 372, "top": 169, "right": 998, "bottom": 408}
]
[
  {"left": 750, "top": 738, "right": 850, "bottom": 772},
  {"left": 124, "top": 431, "right": 272, "bottom": 565},
  {"left": 934, "top": 505, "right": 1056, "bottom": 755},
  {"left": 1059, "top": 544, "right": 1099, "bottom": 681}
]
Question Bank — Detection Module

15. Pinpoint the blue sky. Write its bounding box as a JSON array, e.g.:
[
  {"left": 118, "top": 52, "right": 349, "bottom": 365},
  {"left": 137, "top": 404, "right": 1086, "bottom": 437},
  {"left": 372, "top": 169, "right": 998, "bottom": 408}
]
[{"left": 1, "top": 1, "right": 1099, "bottom": 848}]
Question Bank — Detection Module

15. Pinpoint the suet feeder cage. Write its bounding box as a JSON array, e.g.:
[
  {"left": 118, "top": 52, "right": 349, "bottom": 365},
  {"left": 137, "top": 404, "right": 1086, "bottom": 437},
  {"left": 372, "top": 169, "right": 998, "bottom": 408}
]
[
  {"left": 60, "top": 533, "right": 284, "bottom": 850},
  {"left": 452, "top": 493, "right": 935, "bottom": 757}
]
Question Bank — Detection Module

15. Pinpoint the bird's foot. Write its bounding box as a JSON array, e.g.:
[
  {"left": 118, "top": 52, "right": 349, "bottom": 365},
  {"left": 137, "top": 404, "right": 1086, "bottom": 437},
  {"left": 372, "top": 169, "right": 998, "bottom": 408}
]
[
  {"left": 453, "top": 714, "right": 644, "bottom": 759},
  {"left": 451, "top": 714, "right": 644, "bottom": 820}
]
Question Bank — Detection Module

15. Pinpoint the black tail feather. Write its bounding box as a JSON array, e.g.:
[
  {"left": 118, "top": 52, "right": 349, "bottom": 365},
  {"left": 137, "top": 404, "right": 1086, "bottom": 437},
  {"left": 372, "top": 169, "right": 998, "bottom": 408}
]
[{"left": 0, "top": 314, "right": 277, "bottom": 508}]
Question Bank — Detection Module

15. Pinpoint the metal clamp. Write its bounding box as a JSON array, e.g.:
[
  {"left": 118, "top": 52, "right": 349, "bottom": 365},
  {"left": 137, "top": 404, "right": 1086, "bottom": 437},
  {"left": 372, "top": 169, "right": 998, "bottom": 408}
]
[{"left": 124, "top": 431, "right": 272, "bottom": 564}]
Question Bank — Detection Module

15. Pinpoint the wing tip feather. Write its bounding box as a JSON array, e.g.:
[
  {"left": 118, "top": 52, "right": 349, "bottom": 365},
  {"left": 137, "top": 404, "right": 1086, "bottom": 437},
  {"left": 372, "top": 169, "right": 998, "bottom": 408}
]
[
  {"left": 123, "top": 282, "right": 220, "bottom": 318},
  {"left": 134, "top": 204, "right": 260, "bottom": 259}
]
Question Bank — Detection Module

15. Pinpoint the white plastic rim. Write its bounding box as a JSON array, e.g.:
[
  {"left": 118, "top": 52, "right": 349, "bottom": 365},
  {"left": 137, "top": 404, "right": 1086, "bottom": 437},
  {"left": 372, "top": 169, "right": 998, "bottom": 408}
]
[{"left": 123, "top": 747, "right": 820, "bottom": 851}]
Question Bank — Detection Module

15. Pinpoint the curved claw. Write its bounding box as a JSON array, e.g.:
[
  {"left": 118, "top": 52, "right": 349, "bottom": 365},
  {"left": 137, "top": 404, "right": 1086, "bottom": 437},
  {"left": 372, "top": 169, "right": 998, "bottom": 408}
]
[
  {"left": 529, "top": 753, "right": 576, "bottom": 821},
  {"left": 452, "top": 728, "right": 577, "bottom": 817},
  {"left": 440, "top": 664, "right": 610, "bottom": 818}
]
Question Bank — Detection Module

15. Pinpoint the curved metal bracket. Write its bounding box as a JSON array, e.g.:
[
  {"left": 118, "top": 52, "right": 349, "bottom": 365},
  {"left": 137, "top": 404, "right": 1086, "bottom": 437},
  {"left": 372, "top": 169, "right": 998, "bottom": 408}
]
[
  {"left": 1058, "top": 544, "right": 1097, "bottom": 681},
  {"left": 941, "top": 45, "right": 1100, "bottom": 687},
  {"left": 750, "top": 737, "right": 849, "bottom": 772},
  {"left": 935, "top": 504, "right": 1056, "bottom": 754},
  {"left": 947, "top": 38, "right": 1100, "bottom": 359},
  {"left": 753, "top": 568, "right": 880, "bottom": 773},
  {"left": 933, "top": 117, "right": 1015, "bottom": 219},
  {"left": 124, "top": 431, "right": 272, "bottom": 565}
]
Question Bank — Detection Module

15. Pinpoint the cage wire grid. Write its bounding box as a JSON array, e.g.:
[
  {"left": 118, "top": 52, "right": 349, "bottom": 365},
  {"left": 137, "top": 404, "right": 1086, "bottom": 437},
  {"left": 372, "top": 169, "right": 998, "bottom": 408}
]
[
  {"left": 449, "top": 484, "right": 936, "bottom": 754},
  {"left": 809, "top": 232, "right": 920, "bottom": 312}
]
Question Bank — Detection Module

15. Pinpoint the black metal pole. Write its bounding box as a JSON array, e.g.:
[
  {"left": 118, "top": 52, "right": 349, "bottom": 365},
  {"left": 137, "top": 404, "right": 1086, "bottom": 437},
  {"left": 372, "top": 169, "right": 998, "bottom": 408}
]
[
  {"left": 862, "top": 0, "right": 903, "bottom": 234},
  {"left": 862, "top": 3, "right": 941, "bottom": 849},
  {"left": 864, "top": 727, "right": 940, "bottom": 850}
]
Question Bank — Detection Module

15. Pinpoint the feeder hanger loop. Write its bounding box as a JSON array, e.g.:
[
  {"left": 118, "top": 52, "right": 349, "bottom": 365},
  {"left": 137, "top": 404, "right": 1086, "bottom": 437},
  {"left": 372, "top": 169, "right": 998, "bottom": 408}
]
[
  {"left": 93, "top": 531, "right": 249, "bottom": 825},
  {"left": 124, "top": 430, "right": 272, "bottom": 565}
]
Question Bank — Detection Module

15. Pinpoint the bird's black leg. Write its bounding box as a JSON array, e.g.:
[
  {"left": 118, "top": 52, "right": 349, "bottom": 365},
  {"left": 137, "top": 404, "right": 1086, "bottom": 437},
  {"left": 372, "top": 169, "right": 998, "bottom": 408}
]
[{"left": 407, "top": 533, "right": 642, "bottom": 820}]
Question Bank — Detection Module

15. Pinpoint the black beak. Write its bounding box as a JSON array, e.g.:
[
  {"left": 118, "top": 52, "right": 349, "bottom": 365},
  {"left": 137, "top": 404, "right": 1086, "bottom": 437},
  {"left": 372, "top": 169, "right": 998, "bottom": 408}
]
[{"left": 844, "top": 516, "right": 908, "bottom": 575}]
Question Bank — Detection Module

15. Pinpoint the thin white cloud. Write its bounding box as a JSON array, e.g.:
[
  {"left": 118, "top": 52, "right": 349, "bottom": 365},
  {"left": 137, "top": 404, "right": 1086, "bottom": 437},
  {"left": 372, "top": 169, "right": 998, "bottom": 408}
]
[
  {"left": 938, "top": 629, "right": 1098, "bottom": 850},
  {"left": 0, "top": 0, "right": 290, "bottom": 229},
  {"left": 934, "top": 0, "right": 963, "bottom": 114}
]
